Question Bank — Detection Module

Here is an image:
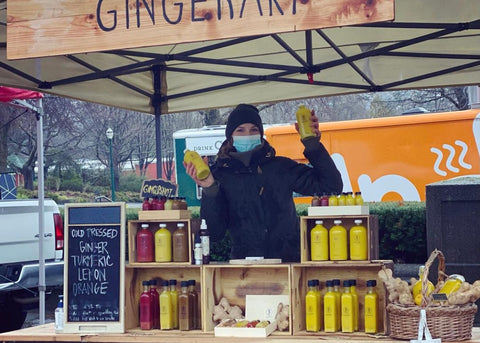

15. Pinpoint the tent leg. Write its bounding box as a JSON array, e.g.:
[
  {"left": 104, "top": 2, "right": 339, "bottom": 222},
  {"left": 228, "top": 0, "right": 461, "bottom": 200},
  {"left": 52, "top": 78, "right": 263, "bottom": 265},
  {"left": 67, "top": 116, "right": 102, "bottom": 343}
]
[
  {"left": 152, "top": 65, "right": 163, "bottom": 179},
  {"left": 35, "top": 98, "right": 46, "bottom": 325}
]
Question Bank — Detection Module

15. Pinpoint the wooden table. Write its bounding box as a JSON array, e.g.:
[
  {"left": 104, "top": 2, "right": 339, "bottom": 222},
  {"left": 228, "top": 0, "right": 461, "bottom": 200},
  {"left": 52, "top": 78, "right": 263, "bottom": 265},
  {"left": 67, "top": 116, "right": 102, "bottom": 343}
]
[{"left": 1, "top": 324, "right": 480, "bottom": 343}]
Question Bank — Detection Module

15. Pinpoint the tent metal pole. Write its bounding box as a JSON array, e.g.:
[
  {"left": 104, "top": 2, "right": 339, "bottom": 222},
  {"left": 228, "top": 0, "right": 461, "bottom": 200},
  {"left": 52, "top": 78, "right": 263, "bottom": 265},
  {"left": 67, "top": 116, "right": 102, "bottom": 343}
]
[
  {"left": 152, "top": 65, "right": 163, "bottom": 179},
  {"left": 35, "top": 98, "right": 46, "bottom": 324}
]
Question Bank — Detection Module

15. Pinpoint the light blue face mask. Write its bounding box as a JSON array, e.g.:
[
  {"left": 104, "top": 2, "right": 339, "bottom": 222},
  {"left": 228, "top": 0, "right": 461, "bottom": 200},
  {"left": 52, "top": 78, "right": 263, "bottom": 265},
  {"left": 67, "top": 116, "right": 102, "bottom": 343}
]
[{"left": 232, "top": 134, "right": 262, "bottom": 152}]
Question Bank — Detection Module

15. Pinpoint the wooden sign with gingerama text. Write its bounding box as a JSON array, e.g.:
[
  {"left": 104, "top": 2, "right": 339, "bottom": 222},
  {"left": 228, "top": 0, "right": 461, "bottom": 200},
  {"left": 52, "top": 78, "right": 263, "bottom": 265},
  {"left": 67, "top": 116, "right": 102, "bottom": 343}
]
[{"left": 7, "top": 0, "right": 394, "bottom": 59}]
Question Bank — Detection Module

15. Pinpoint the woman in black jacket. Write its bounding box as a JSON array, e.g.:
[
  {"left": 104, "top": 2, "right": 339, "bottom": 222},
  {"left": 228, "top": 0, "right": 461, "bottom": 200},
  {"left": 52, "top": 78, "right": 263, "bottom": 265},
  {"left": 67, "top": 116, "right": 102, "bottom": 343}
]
[{"left": 184, "top": 104, "right": 343, "bottom": 262}]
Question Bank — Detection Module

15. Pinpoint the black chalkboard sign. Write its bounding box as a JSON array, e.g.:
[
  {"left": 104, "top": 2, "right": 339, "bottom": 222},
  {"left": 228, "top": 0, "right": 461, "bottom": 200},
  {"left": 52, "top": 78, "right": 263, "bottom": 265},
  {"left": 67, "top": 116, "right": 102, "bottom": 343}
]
[{"left": 63, "top": 203, "right": 125, "bottom": 333}]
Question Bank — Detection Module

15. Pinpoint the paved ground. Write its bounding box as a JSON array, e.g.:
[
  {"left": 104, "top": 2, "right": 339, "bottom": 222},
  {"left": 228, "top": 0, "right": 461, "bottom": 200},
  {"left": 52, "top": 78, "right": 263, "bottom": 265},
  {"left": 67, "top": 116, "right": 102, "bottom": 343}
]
[{"left": 22, "top": 289, "right": 60, "bottom": 328}]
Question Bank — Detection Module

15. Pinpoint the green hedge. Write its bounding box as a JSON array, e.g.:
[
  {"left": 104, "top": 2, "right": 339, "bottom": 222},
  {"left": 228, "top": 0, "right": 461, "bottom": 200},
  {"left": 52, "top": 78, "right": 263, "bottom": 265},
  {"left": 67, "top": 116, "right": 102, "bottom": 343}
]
[{"left": 122, "top": 202, "right": 427, "bottom": 263}]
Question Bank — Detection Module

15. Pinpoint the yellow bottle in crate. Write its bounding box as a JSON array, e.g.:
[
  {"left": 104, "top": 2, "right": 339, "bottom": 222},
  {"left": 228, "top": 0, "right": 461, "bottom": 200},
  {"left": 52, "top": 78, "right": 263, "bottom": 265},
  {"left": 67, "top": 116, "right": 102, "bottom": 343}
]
[
  {"left": 324, "top": 280, "right": 339, "bottom": 332},
  {"left": 364, "top": 280, "right": 378, "bottom": 333},
  {"left": 341, "top": 280, "right": 354, "bottom": 333},
  {"left": 349, "top": 279, "right": 359, "bottom": 331},
  {"left": 155, "top": 223, "right": 172, "bottom": 262},
  {"left": 349, "top": 219, "right": 368, "bottom": 260},
  {"left": 310, "top": 220, "right": 329, "bottom": 261},
  {"left": 329, "top": 220, "right": 347, "bottom": 261},
  {"left": 305, "top": 280, "right": 320, "bottom": 332}
]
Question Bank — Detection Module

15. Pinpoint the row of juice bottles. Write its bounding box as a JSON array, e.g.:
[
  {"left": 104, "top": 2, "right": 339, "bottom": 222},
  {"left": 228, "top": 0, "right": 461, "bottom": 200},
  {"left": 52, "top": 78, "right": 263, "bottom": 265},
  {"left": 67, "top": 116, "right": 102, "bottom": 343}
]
[
  {"left": 305, "top": 279, "right": 379, "bottom": 333},
  {"left": 142, "top": 196, "right": 188, "bottom": 211},
  {"left": 136, "top": 219, "right": 210, "bottom": 264},
  {"left": 311, "top": 192, "right": 364, "bottom": 206},
  {"left": 140, "top": 279, "right": 201, "bottom": 331},
  {"left": 311, "top": 219, "right": 368, "bottom": 261}
]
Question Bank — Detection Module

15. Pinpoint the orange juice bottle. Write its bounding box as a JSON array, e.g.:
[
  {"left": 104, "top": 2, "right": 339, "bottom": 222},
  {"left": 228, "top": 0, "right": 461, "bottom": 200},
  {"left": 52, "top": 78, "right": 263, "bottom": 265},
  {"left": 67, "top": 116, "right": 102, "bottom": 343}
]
[
  {"left": 350, "top": 219, "right": 368, "bottom": 260},
  {"left": 329, "top": 220, "right": 347, "bottom": 261},
  {"left": 310, "top": 220, "right": 329, "bottom": 261},
  {"left": 183, "top": 149, "right": 210, "bottom": 180},
  {"left": 296, "top": 105, "right": 315, "bottom": 139}
]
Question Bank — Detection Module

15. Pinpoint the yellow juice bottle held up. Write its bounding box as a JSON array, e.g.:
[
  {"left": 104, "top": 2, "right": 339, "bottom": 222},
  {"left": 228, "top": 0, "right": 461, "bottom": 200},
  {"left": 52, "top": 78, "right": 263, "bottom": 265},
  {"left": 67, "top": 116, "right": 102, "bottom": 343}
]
[
  {"left": 349, "top": 279, "right": 359, "bottom": 331},
  {"left": 159, "top": 280, "right": 173, "bottom": 330},
  {"left": 314, "top": 279, "right": 323, "bottom": 331},
  {"left": 350, "top": 219, "right": 368, "bottom": 260},
  {"left": 341, "top": 280, "right": 354, "bottom": 333},
  {"left": 412, "top": 265, "right": 434, "bottom": 305},
  {"left": 296, "top": 105, "right": 315, "bottom": 139},
  {"left": 183, "top": 149, "right": 210, "bottom": 180},
  {"left": 324, "top": 280, "right": 338, "bottom": 332},
  {"left": 364, "top": 280, "right": 378, "bottom": 333},
  {"left": 329, "top": 220, "right": 347, "bottom": 261},
  {"left": 311, "top": 220, "right": 329, "bottom": 261},
  {"left": 155, "top": 223, "right": 172, "bottom": 262},
  {"left": 305, "top": 280, "right": 320, "bottom": 332},
  {"left": 169, "top": 280, "right": 179, "bottom": 329}
]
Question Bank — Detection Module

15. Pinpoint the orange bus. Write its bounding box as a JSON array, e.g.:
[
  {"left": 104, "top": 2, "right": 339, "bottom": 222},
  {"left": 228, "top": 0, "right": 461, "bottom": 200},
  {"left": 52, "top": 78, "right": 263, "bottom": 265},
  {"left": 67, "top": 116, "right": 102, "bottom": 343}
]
[{"left": 265, "top": 109, "right": 480, "bottom": 202}]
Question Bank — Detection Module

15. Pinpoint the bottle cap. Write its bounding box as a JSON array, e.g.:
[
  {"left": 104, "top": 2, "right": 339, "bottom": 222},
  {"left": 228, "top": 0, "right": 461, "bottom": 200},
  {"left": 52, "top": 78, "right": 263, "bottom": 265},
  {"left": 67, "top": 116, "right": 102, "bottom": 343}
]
[
  {"left": 326, "top": 280, "right": 333, "bottom": 287},
  {"left": 188, "top": 279, "right": 196, "bottom": 286},
  {"left": 343, "top": 280, "right": 351, "bottom": 287},
  {"left": 169, "top": 279, "right": 177, "bottom": 285},
  {"left": 177, "top": 223, "right": 185, "bottom": 227},
  {"left": 315, "top": 220, "right": 323, "bottom": 225},
  {"left": 159, "top": 223, "right": 167, "bottom": 227},
  {"left": 354, "top": 219, "right": 363, "bottom": 225},
  {"left": 161, "top": 280, "right": 169, "bottom": 287},
  {"left": 307, "top": 280, "right": 315, "bottom": 287},
  {"left": 366, "top": 280, "right": 377, "bottom": 287},
  {"left": 334, "top": 220, "right": 342, "bottom": 225},
  {"left": 349, "top": 279, "right": 356, "bottom": 286},
  {"left": 181, "top": 281, "right": 189, "bottom": 287},
  {"left": 142, "top": 280, "right": 149, "bottom": 286},
  {"left": 141, "top": 224, "right": 149, "bottom": 228},
  {"left": 201, "top": 219, "right": 207, "bottom": 230},
  {"left": 332, "top": 279, "right": 340, "bottom": 286}
]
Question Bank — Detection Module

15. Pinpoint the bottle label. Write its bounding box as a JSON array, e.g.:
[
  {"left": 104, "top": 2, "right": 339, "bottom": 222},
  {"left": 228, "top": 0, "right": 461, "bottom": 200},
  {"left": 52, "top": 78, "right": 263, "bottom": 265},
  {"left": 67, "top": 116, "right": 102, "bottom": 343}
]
[{"left": 200, "top": 236, "right": 210, "bottom": 255}]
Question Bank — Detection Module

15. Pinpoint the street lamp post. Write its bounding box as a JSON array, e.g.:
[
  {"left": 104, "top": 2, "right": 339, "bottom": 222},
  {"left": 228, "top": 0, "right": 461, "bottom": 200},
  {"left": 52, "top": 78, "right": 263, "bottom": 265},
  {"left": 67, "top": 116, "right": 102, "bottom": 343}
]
[{"left": 106, "top": 128, "right": 116, "bottom": 202}]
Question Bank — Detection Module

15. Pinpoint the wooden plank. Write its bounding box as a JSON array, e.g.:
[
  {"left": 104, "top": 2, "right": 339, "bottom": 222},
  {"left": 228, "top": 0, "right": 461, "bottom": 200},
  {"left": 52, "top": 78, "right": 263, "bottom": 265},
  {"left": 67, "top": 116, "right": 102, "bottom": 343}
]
[
  {"left": 2, "top": 324, "right": 480, "bottom": 342},
  {"left": 7, "top": 0, "right": 394, "bottom": 59}
]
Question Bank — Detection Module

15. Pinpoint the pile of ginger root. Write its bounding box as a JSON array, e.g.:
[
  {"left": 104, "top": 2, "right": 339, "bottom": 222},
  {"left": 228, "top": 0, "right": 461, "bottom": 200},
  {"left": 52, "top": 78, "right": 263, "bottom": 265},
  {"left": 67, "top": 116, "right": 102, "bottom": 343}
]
[
  {"left": 212, "top": 297, "right": 244, "bottom": 323},
  {"left": 379, "top": 267, "right": 480, "bottom": 306}
]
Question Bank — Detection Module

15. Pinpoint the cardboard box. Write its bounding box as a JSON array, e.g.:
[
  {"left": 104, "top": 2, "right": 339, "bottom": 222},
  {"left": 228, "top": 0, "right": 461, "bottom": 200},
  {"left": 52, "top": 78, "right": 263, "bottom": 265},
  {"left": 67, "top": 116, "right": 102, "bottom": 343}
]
[
  {"left": 214, "top": 295, "right": 289, "bottom": 337},
  {"left": 308, "top": 205, "right": 369, "bottom": 216}
]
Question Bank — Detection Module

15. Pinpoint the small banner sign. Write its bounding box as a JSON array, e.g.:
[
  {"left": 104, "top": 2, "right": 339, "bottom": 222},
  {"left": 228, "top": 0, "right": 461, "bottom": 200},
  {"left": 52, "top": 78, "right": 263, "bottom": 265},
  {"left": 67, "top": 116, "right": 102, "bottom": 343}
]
[
  {"left": 7, "top": 0, "right": 394, "bottom": 59},
  {"left": 141, "top": 178, "right": 178, "bottom": 199}
]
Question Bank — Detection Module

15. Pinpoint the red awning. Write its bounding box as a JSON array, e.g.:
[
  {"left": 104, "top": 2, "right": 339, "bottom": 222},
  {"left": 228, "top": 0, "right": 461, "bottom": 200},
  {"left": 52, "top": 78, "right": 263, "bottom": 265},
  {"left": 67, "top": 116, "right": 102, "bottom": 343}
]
[{"left": 0, "top": 86, "right": 43, "bottom": 102}]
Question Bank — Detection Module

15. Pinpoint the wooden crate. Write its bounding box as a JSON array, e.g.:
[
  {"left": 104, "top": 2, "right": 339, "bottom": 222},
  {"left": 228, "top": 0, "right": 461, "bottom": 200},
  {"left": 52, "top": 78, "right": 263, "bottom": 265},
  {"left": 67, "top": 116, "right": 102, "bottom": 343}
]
[
  {"left": 300, "top": 215, "right": 379, "bottom": 263},
  {"left": 138, "top": 210, "right": 191, "bottom": 220},
  {"left": 124, "top": 265, "right": 202, "bottom": 332},
  {"left": 291, "top": 260, "right": 393, "bottom": 336},
  {"left": 128, "top": 219, "right": 192, "bottom": 266},
  {"left": 202, "top": 264, "right": 292, "bottom": 335}
]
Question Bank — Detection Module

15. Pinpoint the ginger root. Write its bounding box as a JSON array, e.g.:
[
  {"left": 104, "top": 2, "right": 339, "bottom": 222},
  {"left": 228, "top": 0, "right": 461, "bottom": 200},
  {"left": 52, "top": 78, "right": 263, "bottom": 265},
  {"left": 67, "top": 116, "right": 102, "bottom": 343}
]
[
  {"left": 448, "top": 280, "right": 480, "bottom": 305},
  {"left": 212, "top": 297, "right": 245, "bottom": 323},
  {"left": 275, "top": 302, "right": 289, "bottom": 331},
  {"left": 378, "top": 268, "right": 414, "bottom": 305}
]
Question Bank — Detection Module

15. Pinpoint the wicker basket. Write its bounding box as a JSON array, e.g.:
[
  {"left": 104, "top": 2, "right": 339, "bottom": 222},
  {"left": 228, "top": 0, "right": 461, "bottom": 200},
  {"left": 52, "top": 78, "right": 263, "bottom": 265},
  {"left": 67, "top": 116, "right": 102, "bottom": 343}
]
[{"left": 387, "top": 249, "right": 477, "bottom": 341}]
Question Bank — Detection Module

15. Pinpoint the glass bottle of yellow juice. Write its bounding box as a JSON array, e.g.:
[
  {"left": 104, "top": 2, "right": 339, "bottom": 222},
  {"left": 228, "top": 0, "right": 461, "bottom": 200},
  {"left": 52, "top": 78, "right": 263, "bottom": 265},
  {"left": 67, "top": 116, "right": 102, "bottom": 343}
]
[
  {"left": 306, "top": 280, "right": 320, "bottom": 332},
  {"left": 364, "top": 280, "right": 378, "bottom": 333},
  {"left": 324, "top": 280, "right": 339, "bottom": 332}
]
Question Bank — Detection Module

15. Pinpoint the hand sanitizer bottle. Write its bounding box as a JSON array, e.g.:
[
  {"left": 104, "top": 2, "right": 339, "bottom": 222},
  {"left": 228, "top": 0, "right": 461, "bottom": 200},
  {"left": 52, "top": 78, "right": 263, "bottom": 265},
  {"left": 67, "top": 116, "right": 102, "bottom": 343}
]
[{"left": 55, "top": 295, "right": 64, "bottom": 333}]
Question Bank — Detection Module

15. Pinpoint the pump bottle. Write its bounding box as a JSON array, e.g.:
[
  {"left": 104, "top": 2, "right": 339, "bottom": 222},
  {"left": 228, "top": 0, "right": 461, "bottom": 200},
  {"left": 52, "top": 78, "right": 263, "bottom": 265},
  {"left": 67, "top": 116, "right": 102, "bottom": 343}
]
[
  {"left": 199, "top": 219, "right": 210, "bottom": 264},
  {"left": 54, "top": 295, "right": 64, "bottom": 333}
]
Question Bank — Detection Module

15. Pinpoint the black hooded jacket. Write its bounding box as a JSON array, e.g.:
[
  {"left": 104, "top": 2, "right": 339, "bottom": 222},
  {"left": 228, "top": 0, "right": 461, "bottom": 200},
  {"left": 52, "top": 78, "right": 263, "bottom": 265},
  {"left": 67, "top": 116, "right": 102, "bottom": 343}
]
[{"left": 200, "top": 137, "right": 343, "bottom": 262}]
